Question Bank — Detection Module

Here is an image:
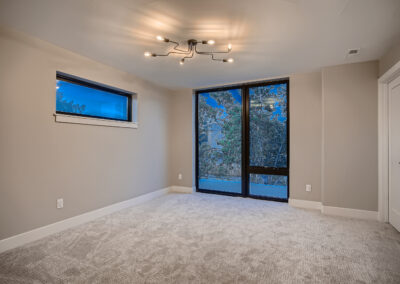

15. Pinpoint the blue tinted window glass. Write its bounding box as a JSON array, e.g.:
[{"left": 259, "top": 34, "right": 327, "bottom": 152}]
[
  {"left": 249, "top": 174, "right": 288, "bottom": 199},
  {"left": 56, "top": 79, "right": 129, "bottom": 121},
  {"left": 198, "top": 89, "right": 242, "bottom": 194},
  {"left": 249, "top": 83, "right": 287, "bottom": 168}
]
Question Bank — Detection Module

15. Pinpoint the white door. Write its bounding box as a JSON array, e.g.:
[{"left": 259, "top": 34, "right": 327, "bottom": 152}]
[{"left": 389, "top": 75, "right": 400, "bottom": 231}]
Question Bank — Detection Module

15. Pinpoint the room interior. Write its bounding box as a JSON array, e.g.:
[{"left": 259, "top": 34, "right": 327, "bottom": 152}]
[{"left": 0, "top": 0, "right": 400, "bottom": 283}]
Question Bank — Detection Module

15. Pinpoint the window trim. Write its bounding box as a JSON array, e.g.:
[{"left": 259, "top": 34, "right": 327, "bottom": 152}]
[
  {"left": 55, "top": 71, "right": 137, "bottom": 126},
  {"left": 54, "top": 113, "right": 138, "bottom": 128}
]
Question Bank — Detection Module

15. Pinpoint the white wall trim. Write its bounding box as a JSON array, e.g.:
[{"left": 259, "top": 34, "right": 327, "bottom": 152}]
[
  {"left": 378, "top": 59, "right": 400, "bottom": 222},
  {"left": 289, "top": 199, "right": 378, "bottom": 220},
  {"left": 379, "top": 60, "right": 400, "bottom": 83},
  {"left": 54, "top": 113, "right": 138, "bottom": 129},
  {"left": 321, "top": 205, "right": 378, "bottom": 221},
  {"left": 288, "top": 198, "right": 322, "bottom": 210},
  {"left": 0, "top": 187, "right": 170, "bottom": 254},
  {"left": 169, "top": 186, "right": 194, "bottom": 194}
]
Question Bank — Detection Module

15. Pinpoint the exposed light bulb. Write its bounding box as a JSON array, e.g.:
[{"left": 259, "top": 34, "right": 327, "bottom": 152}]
[
  {"left": 227, "top": 58, "right": 234, "bottom": 63},
  {"left": 228, "top": 43, "right": 232, "bottom": 50},
  {"left": 207, "top": 40, "right": 215, "bottom": 45},
  {"left": 180, "top": 59, "right": 185, "bottom": 65},
  {"left": 156, "top": 35, "right": 164, "bottom": 41},
  {"left": 144, "top": 51, "right": 151, "bottom": 57}
]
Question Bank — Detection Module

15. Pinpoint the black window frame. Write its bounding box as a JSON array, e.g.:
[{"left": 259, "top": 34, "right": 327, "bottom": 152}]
[
  {"left": 56, "top": 71, "right": 133, "bottom": 122},
  {"left": 195, "top": 78, "right": 290, "bottom": 202}
]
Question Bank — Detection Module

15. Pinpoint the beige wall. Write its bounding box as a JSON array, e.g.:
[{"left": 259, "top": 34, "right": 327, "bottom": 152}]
[
  {"left": 0, "top": 26, "right": 173, "bottom": 239},
  {"left": 169, "top": 89, "right": 194, "bottom": 187},
  {"left": 289, "top": 72, "right": 322, "bottom": 202},
  {"left": 322, "top": 61, "right": 378, "bottom": 211},
  {"left": 379, "top": 39, "right": 400, "bottom": 77}
]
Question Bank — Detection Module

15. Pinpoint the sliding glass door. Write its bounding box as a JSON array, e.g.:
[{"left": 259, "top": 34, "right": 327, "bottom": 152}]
[{"left": 196, "top": 79, "right": 289, "bottom": 201}]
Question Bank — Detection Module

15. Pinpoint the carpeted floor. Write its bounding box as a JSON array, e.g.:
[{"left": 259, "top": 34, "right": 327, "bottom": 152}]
[{"left": 0, "top": 193, "right": 399, "bottom": 283}]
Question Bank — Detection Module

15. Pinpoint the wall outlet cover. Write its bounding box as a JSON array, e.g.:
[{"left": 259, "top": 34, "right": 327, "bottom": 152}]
[{"left": 57, "top": 198, "right": 64, "bottom": 209}]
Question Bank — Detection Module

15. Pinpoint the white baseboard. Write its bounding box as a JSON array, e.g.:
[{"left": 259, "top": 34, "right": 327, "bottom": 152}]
[
  {"left": 321, "top": 205, "right": 378, "bottom": 221},
  {"left": 169, "top": 186, "right": 194, "bottom": 194},
  {"left": 0, "top": 187, "right": 170, "bottom": 254},
  {"left": 289, "top": 198, "right": 378, "bottom": 221},
  {"left": 289, "top": 198, "right": 322, "bottom": 210}
]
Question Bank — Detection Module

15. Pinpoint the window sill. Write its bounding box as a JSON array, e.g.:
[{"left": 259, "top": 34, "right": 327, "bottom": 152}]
[{"left": 54, "top": 113, "right": 138, "bottom": 129}]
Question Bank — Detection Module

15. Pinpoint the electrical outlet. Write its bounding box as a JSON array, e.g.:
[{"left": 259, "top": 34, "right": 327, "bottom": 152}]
[
  {"left": 178, "top": 173, "right": 183, "bottom": 180},
  {"left": 306, "top": 184, "right": 312, "bottom": 192},
  {"left": 57, "top": 198, "right": 63, "bottom": 209}
]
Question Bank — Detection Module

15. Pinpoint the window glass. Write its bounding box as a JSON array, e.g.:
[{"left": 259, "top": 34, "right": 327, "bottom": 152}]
[
  {"left": 249, "top": 83, "right": 288, "bottom": 168},
  {"left": 249, "top": 174, "right": 288, "bottom": 199},
  {"left": 198, "top": 89, "right": 242, "bottom": 194},
  {"left": 56, "top": 77, "right": 130, "bottom": 121}
]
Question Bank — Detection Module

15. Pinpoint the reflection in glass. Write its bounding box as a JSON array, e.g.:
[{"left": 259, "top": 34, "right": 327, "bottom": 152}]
[
  {"left": 198, "top": 89, "right": 242, "bottom": 193},
  {"left": 249, "top": 174, "right": 288, "bottom": 199},
  {"left": 249, "top": 84, "right": 287, "bottom": 168}
]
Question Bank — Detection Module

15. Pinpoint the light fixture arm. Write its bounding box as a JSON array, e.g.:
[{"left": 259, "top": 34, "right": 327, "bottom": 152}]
[
  {"left": 182, "top": 49, "right": 195, "bottom": 60},
  {"left": 169, "top": 40, "right": 192, "bottom": 54}
]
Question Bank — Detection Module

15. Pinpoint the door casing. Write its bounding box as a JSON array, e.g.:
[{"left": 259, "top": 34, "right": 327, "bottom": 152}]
[
  {"left": 388, "top": 75, "right": 400, "bottom": 231},
  {"left": 378, "top": 60, "right": 400, "bottom": 223}
]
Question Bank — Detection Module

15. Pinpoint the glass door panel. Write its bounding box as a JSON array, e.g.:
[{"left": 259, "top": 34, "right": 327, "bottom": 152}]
[
  {"left": 248, "top": 82, "right": 289, "bottom": 200},
  {"left": 197, "top": 89, "right": 242, "bottom": 194}
]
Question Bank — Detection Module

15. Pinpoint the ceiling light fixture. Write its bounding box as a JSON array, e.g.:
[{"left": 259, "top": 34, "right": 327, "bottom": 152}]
[
  {"left": 156, "top": 35, "right": 166, "bottom": 42},
  {"left": 144, "top": 36, "right": 234, "bottom": 65}
]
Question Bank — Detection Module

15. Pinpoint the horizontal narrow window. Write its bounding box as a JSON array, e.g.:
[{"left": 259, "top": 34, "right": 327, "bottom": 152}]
[{"left": 56, "top": 72, "right": 133, "bottom": 122}]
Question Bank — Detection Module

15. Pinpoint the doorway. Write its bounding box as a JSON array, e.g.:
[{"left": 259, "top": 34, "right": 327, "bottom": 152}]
[
  {"left": 378, "top": 61, "right": 400, "bottom": 231},
  {"left": 388, "top": 75, "right": 400, "bottom": 231},
  {"left": 195, "top": 79, "right": 289, "bottom": 202}
]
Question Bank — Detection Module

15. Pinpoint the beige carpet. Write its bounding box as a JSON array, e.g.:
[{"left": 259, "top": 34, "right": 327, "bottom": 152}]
[{"left": 0, "top": 192, "right": 399, "bottom": 283}]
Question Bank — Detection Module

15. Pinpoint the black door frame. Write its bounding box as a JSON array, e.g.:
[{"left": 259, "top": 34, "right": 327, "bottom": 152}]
[{"left": 195, "top": 78, "right": 290, "bottom": 202}]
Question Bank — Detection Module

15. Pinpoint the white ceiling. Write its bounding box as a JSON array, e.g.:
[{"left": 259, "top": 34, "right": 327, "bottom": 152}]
[{"left": 1, "top": 0, "right": 400, "bottom": 89}]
